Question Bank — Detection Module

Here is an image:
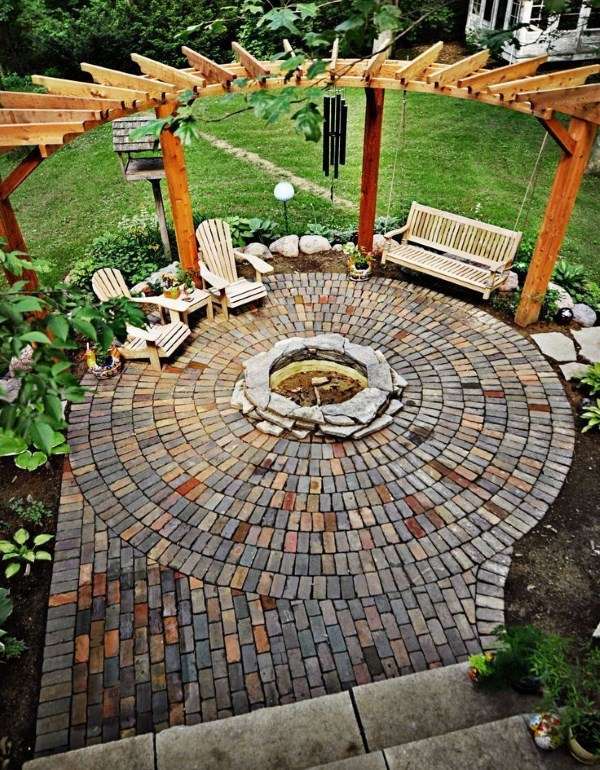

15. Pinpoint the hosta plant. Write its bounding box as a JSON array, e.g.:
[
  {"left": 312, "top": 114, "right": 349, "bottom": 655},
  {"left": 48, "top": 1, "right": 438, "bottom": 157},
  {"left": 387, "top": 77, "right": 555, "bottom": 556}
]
[
  {"left": 0, "top": 587, "right": 25, "bottom": 660},
  {"left": 577, "top": 363, "right": 600, "bottom": 397},
  {"left": 0, "top": 528, "right": 53, "bottom": 578},
  {"left": 581, "top": 399, "right": 600, "bottom": 433},
  {"left": 552, "top": 259, "right": 587, "bottom": 300}
]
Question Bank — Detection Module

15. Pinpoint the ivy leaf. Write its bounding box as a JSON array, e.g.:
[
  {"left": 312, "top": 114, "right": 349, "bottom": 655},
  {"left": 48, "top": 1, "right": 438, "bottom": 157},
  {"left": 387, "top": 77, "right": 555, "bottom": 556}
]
[
  {"left": 14, "top": 450, "right": 47, "bottom": 471},
  {"left": 307, "top": 59, "right": 327, "bottom": 79},
  {"left": 260, "top": 8, "right": 300, "bottom": 34},
  {"left": 20, "top": 331, "right": 52, "bottom": 345},
  {"left": 47, "top": 314, "right": 69, "bottom": 342}
]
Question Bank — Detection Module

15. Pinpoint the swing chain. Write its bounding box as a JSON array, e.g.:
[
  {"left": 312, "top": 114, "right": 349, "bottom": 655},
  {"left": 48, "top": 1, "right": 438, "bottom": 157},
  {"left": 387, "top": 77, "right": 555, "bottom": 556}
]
[{"left": 514, "top": 132, "right": 549, "bottom": 232}]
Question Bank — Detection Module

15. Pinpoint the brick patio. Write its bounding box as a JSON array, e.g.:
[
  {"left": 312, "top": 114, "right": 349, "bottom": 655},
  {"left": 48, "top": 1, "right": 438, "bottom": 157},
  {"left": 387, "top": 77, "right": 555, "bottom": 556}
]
[{"left": 35, "top": 273, "right": 574, "bottom": 756}]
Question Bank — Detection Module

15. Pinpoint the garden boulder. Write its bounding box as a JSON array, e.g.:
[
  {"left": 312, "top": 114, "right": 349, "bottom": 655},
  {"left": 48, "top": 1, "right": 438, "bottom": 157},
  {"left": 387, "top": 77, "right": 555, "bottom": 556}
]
[
  {"left": 548, "top": 281, "right": 574, "bottom": 309},
  {"left": 270, "top": 235, "right": 299, "bottom": 258},
  {"left": 371, "top": 234, "right": 386, "bottom": 256},
  {"left": 572, "top": 303, "right": 597, "bottom": 328},
  {"left": 499, "top": 271, "right": 519, "bottom": 292},
  {"left": 244, "top": 242, "right": 272, "bottom": 260},
  {"left": 299, "top": 235, "right": 331, "bottom": 254}
]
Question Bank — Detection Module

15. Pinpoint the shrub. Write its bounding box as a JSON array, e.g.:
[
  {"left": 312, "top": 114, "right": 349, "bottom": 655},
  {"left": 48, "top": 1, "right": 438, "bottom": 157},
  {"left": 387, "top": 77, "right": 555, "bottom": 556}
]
[
  {"left": 582, "top": 281, "right": 600, "bottom": 314},
  {"left": 512, "top": 234, "right": 536, "bottom": 278},
  {"left": 0, "top": 528, "right": 53, "bottom": 579},
  {"left": 225, "top": 216, "right": 280, "bottom": 247},
  {"left": 375, "top": 215, "right": 403, "bottom": 234},
  {"left": 491, "top": 288, "right": 559, "bottom": 323},
  {"left": 68, "top": 212, "right": 173, "bottom": 291}
]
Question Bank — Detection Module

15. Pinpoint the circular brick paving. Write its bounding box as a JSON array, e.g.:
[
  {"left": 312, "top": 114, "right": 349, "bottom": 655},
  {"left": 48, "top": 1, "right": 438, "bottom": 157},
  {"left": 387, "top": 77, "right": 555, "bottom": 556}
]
[{"left": 69, "top": 274, "right": 574, "bottom": 600}]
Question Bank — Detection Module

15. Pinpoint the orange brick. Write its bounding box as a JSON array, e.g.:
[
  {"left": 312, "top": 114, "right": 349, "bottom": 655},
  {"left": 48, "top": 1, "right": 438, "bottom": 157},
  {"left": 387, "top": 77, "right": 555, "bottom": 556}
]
[
  {"left": 74, "top": 634, "right": 89, "bottom": 663},
  {"left": 253, "top": 625, "right": 270, "bottom": 654},
  {"left": 225, "top": 634, "right": 241, "bottom": 663},
  {"left": 104, "top": 628, "right": 119, "bottom": 658}
]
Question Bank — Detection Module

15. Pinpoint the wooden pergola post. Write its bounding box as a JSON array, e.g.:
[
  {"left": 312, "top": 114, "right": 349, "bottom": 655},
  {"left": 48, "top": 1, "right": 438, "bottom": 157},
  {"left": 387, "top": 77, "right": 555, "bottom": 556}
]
[
  {"left": 0, "top": 193, "right": 38, "bottom": 289},
  {"left": 515, "top": 117, "right": 597, "bottom": 327},
  {"left": 357, "top": 87, "right": 385, "bottom": 254},
  {"left": 155, "top": 103, "right": 198, "bottom": 273}
]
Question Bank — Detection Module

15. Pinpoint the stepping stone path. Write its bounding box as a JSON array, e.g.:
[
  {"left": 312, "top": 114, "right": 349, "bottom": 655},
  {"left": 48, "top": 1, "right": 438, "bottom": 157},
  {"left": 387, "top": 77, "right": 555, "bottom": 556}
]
[
  {"left": 32, "top": 274, "right": 573, "bottom": 761},
  {"left": 559, "top": 362, "right": 590, "bottom": 381},
  {"left": 530, "top": 332, "right": 577, "bottom": 362},
  {"left": 572, "top": 327, "right": 600, "bottom": 363}
]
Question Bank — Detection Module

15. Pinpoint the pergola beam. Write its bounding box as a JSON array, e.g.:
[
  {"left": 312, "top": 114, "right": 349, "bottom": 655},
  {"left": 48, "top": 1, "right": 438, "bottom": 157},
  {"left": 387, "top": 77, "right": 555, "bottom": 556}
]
[
  {"left": 394, "top": 42, "right": 443, "bottom": 83},
  {"left": 231, "top": 42, "right": 270, "bottom": 80},
  {"left": 458, "top": 55, "right": 548, "bottom": 91},
  {"left": 515, "top": 83, "right": 600, "bottom": 109},
  {"left": 0, "top": 90, "right": 124, "bottom": 111},
  {"left": 537, "top": 117, "right": 576, "bottom": 155},
  {"left": 0, "top": 108, "right": 102, "bottom": 124},
  {"left": 181, "top": 47, "right": 235, "bottom": 87},
  {"left": 31, "top": 75, "right": 148, "bottom": 102},
  {"left": 427, "top": 49, "right": 490, "bottom": 85},
  {"left": 130, "top": 53, "right": 206, "bottom": 90},
  {"left": 0, "top": 122, "right": 90, "bottom": 146},
  {"left": 488, "top": 64, "right": 600, "bottom": 100},
  {"left": 515, "top": 118, "right": 597, "bottom": 326},
  {"left": 81, "top": 63, "right": 176, "bottom": 97}
]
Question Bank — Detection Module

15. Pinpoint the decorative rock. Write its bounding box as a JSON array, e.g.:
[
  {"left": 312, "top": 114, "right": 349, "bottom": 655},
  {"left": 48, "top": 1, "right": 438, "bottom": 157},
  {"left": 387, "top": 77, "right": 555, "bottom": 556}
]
[
  {"left": 531, "top": 332, "right": 577, "bottom": 363},
  {"left": 572, "top": 303, "right": 597, "bottom": 328},
  {"left": 131, "top": 261, "right": 179, "bottom": 295},
  {"left": 269, "top": 235, "right": 299, "bottom": 258},
  {"left": 255, "top": 420, "right": 284, "bottom": 436},
  {"left": 499, "top": 271, "right": 519, "bottom": 292},
  {"left": 245, "top": 242, "right": 272, "bottom": 259},
  {"left": 354, "top": 414, "right": 394, "bottom": 438},
  {"left": 332, "top": 244, "right": 344, "bottom": 252},
  {"left": 559, "top": 362, "right": 589, "bottom": 381},
  {"left": 323, "top": 388, "right": 388, "bottom": 424},
  {"left": 311, "top": 376, "right": 329, "bottom": 386},
  {"left": 573, "top": 327, "right": 600, "bottom": 363},
  {"left": 548, "top": 282, "right": 573, "bottom": 309},
  {"left": 371, "top": 234, "right": 386, "bottom": 256},
  {"left": 230, "top": 380, "right": 244, "bottom": 409},
  {"left": 299, "top": 235, "right": 331, "bottom": 254}
]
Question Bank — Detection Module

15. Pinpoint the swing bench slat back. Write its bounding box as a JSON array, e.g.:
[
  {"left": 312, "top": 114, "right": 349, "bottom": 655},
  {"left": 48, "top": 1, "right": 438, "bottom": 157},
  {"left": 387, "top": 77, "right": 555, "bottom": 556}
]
[{"left": 382, "top": 202, "right": 522, "bottom": 299}]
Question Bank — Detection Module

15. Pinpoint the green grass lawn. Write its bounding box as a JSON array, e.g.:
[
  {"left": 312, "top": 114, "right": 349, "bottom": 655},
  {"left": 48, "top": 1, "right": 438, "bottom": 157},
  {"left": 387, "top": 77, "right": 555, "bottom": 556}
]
[{"left": 2, "top": 88, "right": 599, "bottom": 283}]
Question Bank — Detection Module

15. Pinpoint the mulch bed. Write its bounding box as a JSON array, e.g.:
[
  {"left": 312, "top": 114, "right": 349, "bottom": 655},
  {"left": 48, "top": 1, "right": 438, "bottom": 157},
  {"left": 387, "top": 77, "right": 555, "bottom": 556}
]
[{"left": 1, "top": 252, "right": 598, "bottom": 768}]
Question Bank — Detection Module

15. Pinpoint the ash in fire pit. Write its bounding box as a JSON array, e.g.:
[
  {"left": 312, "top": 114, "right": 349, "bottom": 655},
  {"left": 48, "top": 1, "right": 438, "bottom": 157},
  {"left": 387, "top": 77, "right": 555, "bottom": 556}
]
[
  {"left": 231, "top": 334, "right": 406, "bottom": 439},
  {"left": 270, "top": 359, "right": 367, "bottom": 407}
]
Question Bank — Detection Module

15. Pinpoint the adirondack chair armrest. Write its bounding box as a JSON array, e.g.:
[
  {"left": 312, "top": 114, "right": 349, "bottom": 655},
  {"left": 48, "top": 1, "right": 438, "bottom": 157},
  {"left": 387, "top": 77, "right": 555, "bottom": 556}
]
[
  {"left": 383, "top": 224, "right": 410, "bottom": 240},
  {"left": 126, "top": 324, "right": 161, "bottom": 344},
  {"left": 243, "top": 252, "right": 274, "bottom": 280},
  {"left": 233, "top": 248, "right": 247, "bottom": 264},
  {"left": 200, "top": 264, "right": 228, "bottom": 291}
]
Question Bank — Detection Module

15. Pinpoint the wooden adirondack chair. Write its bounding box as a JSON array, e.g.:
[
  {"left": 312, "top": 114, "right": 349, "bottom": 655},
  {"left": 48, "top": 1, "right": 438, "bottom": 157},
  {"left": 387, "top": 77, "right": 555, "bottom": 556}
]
[
  {"left": 92, "top": 267, "right": 161, "bottom": 306},
  {"left": 196, "top": 219, "right": 273, "bottom": 319},
  {"left": 119, "top": 322, "right": 191, "bottom": 371}
]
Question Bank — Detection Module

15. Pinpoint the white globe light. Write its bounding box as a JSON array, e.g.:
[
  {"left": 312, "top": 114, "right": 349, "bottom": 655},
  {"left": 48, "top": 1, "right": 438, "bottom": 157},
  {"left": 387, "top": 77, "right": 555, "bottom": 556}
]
[{"left": 274, "top": 181, "right": 295, "bottom": 202}]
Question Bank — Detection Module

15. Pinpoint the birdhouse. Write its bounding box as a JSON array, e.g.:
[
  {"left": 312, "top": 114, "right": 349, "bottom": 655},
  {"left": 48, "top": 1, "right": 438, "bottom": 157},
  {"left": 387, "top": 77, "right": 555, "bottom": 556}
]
[{"left": 112, "top": 115, "right": 171, "bottom": 258}]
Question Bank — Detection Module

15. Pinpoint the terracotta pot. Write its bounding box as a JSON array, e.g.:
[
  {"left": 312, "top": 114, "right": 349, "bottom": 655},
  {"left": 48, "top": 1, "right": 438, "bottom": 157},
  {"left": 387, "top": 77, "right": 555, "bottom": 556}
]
[{"left": 569, "top": 729, "right": 600, "bottom": 765}]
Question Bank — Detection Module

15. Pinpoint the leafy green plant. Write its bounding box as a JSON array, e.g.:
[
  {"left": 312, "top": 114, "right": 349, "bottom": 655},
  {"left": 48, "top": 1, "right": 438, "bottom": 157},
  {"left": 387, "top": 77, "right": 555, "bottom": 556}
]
[
  {"left": 68, "top": 212, "right": 173, "bottom": 292},
  {"left": 7, "top": 496, "right": 53, "bottom": 527},
  {"left": 468, "top": 625, "right": 547, "bottom": 691},
  {"left": 581, "top": 398, "right": 600, "bottom": 433},
  {"left": 375, "top": 215, "right": 402, "bottom": 234},
  {"left": 226, "top": 216, "right": 280, "bottom": 247},
  {"left": 306, "top": 223, "right": 333, "bottom": 239},
  {"left": 0, "top": 247, "right": 144, "bottom": 471},
  {"left": 0, "top": 528, "right": 53, "bottom": 579},
  {"left": 582, "top": 281, "right": 600, "bottom": 314},
  {"left": 577, "top": 363, "right": 600, "bottom": 396},
  {"left": 490, "top": 288, "right": 559, "bottom": 322},
  {"left": 512, "top": 234, "right": 536, "bottom": 278},
  {"left": 0, "top": 587, "right": 25, "bottom": 661},
  {"left": 552, "top": 258, "right": 587, "bottom": 300}
]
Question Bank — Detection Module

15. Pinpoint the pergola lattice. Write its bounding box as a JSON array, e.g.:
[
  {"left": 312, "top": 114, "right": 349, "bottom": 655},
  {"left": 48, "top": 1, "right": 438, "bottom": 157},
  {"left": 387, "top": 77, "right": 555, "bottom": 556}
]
[{"left": 0, "top": 39, "right": 598, "bottom": 325}]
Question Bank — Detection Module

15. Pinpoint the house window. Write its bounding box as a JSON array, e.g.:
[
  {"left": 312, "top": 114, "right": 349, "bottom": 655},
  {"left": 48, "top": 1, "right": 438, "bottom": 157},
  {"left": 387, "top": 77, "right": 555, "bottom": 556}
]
[
  {"left": 584, "top": 1, "right": 600, "bottom": 27},
  {"left": 530, "top": 0, "right": 550, "bottom": 26},
  {"left": 509, "top": 0, "right": 522, "bottom": 25},
  {"left": 483, "top": 0, "right": 494, "bottom": 21},
  {"left": 557, "top": 0, "right": 584, "bottom": 28},
  {"left": 472, "top": 0, "right": 482, "bottom": 14}
]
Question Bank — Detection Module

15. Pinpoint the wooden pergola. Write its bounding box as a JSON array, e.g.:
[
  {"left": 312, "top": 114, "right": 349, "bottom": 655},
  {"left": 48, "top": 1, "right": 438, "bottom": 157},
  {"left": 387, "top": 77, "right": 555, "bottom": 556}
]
[{"left": 1, "top": 40, "right": 599, "bottom": 325}]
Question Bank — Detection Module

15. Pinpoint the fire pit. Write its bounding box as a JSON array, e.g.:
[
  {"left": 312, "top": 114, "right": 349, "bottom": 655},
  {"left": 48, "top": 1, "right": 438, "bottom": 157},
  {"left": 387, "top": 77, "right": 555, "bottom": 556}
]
[{"left": 231, "top": 334, "right": 406, "bottom": 439}]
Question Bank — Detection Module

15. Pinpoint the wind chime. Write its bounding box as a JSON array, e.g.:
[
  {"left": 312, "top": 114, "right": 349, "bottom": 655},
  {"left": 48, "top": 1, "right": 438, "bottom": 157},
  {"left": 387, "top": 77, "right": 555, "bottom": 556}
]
[{"left": 322, "top": 93, "right": 348, "bottom": 200}]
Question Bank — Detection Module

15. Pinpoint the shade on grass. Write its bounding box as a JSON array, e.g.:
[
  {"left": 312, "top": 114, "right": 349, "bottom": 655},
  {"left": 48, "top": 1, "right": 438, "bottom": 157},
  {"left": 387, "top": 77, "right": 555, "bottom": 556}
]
[{"left": 1, "top": 88, "right": 599, "bottom": 283}]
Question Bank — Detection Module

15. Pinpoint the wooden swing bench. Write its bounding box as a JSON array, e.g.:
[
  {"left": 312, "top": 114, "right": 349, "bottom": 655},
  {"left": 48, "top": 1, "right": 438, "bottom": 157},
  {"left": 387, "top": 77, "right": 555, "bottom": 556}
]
[{"left": 382, "top": 202, "right": 522, "bottom": 299}]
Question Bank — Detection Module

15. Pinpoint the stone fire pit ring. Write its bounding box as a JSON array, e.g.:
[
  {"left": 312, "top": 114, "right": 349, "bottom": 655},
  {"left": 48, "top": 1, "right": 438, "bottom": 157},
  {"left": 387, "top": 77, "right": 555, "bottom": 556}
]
[{"left": 231, "top": 333, "right": 406, "bottom": 439}]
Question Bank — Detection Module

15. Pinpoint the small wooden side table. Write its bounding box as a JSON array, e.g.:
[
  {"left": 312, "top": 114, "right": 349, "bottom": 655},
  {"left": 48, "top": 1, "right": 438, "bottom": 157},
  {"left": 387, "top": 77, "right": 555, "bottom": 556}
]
[{"left": 152, "top": 288, "right": 214, "bottom": 326}]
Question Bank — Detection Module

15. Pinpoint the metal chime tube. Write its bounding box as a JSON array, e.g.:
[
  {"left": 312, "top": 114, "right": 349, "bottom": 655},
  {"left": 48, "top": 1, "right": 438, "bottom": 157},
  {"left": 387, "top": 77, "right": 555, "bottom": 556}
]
[{"left": 322, "top": 96, "right": 330, "bottom": 175}]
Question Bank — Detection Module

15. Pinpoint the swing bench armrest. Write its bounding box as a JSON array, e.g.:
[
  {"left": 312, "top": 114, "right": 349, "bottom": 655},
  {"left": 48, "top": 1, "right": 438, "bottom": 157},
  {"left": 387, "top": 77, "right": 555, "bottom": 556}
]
[{"left": 383, "top": 224, "right": 410, "bottom": 240}]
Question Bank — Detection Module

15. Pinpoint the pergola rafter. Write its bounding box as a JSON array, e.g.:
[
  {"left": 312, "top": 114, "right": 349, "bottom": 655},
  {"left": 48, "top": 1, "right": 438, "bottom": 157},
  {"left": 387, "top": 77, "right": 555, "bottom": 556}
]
[{"left": 0, "top": 40, "right": 598, "bottom": 324}]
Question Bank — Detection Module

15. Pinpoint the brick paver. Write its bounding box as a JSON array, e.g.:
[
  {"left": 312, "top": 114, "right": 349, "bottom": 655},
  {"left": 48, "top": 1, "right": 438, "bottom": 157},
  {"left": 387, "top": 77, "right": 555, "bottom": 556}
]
[{"left": 34, "top": 274, "right": 574, "bottom": 756}]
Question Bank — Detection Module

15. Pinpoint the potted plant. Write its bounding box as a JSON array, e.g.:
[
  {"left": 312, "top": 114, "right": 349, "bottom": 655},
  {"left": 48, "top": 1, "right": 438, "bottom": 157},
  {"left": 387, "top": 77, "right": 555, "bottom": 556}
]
[
  {"left": 161, "top": 273, "right": 180, "bottom": 299},
  {"left": 467, "top": 625, "right": 545, "bottom": 693},
  {"left": 531, "top": 636, "right": 600, "bottom": 763},
  {"left": 343, "top": 242, "right": 372, "bottom": 281}
]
